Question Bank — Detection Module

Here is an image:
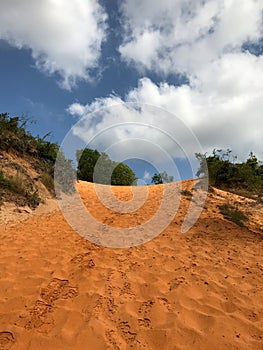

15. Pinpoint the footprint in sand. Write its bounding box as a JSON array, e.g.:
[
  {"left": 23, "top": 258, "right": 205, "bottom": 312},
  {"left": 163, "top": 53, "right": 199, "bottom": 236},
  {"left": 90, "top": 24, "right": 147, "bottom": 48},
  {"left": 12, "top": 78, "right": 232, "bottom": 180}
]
[
  {"left": 169, "top": 276, "right": 187, "bottom": 290},
  {"left": 0, "top": 332, "right": 15, "bottom": 350},
  {"left": 138, "top": 300, "right": 155, "bottom": 317},
  {"left": 157, "top": 297, "right": 173, "bottom": 312},
  {"left": 82, "top": 294, "right": 103, "bottom": 322},
  {"left": 118, "top": 321, "right": 137, "bottom": 343},
  {"left": 40, "top": 278, "right": 78, "bottom": 303},
  {"left": 70, "top": 252, "right": 91, "bottom": 264},
  {"left": 23, "top": 300, "right": 53, "bottom": 330},
  {"left": 22, "top": 278, "right": 78, "bottom": 331},
  {"left": 138, "top": 318, "right": 151, "bottom": 328},
  {"left": 71, "top": 253, "right": 95, "bottom": 269},
  {"left": 105, "top": 329, "right": 123, "bottom": 350}
]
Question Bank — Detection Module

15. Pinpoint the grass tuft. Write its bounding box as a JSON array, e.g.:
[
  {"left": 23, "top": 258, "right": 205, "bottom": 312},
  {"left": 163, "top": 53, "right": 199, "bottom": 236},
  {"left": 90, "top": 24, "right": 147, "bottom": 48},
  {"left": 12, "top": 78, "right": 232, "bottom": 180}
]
[{"left": 218, "top": 203, "right": 248, "bottom": 227}]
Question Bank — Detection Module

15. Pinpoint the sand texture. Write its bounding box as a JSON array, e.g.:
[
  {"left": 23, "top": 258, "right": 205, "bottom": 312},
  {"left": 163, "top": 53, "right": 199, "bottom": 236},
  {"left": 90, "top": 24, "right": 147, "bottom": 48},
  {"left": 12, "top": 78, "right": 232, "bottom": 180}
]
[{"left": 0, "top": 180, "right": 262, "bottom": 349}]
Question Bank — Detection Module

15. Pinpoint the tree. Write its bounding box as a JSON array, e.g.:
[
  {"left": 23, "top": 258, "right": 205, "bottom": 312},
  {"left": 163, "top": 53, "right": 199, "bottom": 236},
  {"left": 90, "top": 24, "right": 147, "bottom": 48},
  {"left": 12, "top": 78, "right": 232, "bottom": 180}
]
[
  {"left": 93, "top": 152, "right": 114, "bottom": 184},
  {"left": 76, "top": 148, "right": 100, "bottom": 182},
  {"left": 112, "top": 163, "right": 137, "bottom": 186},
  {"left": 76, "top": 148, "right": 137, "bottom": 186},
  {"left": 152, "top": 173, "right": 163, "bottom": 184},
  {"left": 151, "top": 171, "right": 174, "bottom": 185},
  {"left": 161, "top": 171, "right": 174, "bottom": 183}
]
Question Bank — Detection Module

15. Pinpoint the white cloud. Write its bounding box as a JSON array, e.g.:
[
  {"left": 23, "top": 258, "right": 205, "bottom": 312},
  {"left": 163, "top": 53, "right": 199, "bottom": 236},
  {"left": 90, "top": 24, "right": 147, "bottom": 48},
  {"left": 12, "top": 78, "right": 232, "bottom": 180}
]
[
  {"left": 68, "top": 51, "right": 263, "bottom": 161},
  {"left": 119, "top": 0, "right": 263, "bottom": 75},
  {"left": 0, "top": 0, "right": 107, "bottom": 89},
  {"left": 143, "top": 171, "right": 151, "bottom": 181},
  {"left": 62, "top": 1, "right": 262, "bottom": 164},
  {"left": 67, "top": 96, "right": 200, "bottom": 167},
  {"left": 98, "top": 0, "right": 263, "bottom": 161}
]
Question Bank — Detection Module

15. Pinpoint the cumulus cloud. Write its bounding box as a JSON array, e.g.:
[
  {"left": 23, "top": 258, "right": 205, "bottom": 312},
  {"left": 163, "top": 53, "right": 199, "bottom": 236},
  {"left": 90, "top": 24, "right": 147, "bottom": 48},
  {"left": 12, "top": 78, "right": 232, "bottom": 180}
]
[
  {"left": 143, "top": 171, "right": 151, "bottom": 181},
  {"left": 0, "top": 0, "right": 107, "bottom": 89},
  {"left": 119, "top": 0, "right": 263, "bottom": 75},
  {"left": 64, "top": 0, "right": 262, "bottom": 164},
  {"left": 67, "top": 96, "right": 201, "bottom": 169},
  {"left": 68, "top": 51, "right": 263, "bottom": 161}
]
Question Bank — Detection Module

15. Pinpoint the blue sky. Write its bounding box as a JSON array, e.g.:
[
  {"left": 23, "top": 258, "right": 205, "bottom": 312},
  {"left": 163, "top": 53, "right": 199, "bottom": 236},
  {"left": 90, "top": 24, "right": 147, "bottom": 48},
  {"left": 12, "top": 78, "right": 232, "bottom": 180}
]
[{"left": 0, "top": 0, "right": 262, "bottom": 183}]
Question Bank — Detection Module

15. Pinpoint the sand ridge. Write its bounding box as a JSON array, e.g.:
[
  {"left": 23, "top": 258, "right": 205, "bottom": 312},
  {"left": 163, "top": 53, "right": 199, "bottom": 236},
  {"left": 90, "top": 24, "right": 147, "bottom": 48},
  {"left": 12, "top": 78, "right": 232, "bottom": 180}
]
[{"left": 0, "top": 180, "right": 262, "bottom": 349}]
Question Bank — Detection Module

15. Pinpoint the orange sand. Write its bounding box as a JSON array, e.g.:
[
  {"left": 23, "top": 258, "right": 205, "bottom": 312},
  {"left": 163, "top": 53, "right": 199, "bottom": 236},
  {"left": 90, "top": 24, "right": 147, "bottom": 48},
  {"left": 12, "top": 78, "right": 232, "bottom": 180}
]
[{"left": 0, "top": 180, "right": 262, "bottom": 349}]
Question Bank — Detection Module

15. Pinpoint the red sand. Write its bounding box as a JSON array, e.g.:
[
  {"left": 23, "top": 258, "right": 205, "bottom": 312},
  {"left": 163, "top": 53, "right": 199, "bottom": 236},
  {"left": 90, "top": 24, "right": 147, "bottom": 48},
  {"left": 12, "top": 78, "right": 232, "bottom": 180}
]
[{"left": 0, "top": 180, "right": 262, "bottom": 349}]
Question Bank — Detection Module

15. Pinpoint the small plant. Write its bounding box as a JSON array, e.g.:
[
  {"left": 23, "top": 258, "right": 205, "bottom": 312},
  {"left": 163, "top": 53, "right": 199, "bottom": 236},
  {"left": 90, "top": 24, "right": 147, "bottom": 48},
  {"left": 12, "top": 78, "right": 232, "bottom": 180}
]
[
  {"left": 0, "top": 170, "right": 12, "bottom": 190},
  {"left": 218, "top": 203, "right": 249, "bottom": 227},
  {"left": 39, "top": 172, "right": 54, "bottom": 194},
  {"left": 0, "top": 171, "right": 41, "bottom": 208},
  {"left": 181, "top": 189, "right": 192, "bottom": 197},
  {"left": 8, "top": 175, "right": 27, "bottom": 195},
  {"left": 26, "top": 190, "right": 41, "bottom": 208}
]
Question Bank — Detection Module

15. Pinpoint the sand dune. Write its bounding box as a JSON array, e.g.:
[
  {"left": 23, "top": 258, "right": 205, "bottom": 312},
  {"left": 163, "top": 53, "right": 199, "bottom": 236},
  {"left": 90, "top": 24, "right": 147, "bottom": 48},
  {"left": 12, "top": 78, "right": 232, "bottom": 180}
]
[{"left": 0, "top": 180, "right": 262, "bottom": 349}]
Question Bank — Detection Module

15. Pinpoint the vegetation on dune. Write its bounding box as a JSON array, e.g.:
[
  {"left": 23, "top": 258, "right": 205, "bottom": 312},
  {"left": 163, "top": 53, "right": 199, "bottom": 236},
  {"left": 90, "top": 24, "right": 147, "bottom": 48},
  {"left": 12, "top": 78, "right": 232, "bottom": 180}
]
[
  {"left": 1, "top": 111, "right": 262, "bottom": 212},
  {"left": 111, "top": 162, "right": 137, "bottom": 186},
  {"left": 180, "top": 189, "right": 192, "bottom": 197},
  {"left": 196, "top": 149, "right": 263, "bottom": 199},
  {"left": 0, "top": 113, "right": 74, "bottom": 208},
  {"left": 76, "top": 148, "right": 137, "bottom": 186},
  {"left": 195, "top": 149, "right": 262, "bottom": 227},
  {"left": 0, "top": 113, "right": 59, "bottom": 162},
  {"left": 0, "top": 169, "right": 41, "bottom": 208},
  {"left": 218, "top": 203, "right": 249, "bottom": 227},
  {"left": 151, "top": 171, "right": 174, "bottom": 184}
]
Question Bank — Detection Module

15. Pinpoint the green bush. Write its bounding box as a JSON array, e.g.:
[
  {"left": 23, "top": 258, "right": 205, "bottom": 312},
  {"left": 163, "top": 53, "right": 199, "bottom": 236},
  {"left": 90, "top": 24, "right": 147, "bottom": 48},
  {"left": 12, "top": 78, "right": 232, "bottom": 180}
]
[
  {"left": 0, "top": 171, "right": 41, "bottom": 208},
  {"left": 196, "top": 150, "right": 263, "bottom": 196},
  {"left": 0, "top": 113, "right": 75, "bottom": 197},
  {"left": 0, "top": 113, "right": 37, "bottom": 154},
  {"left": 35, "top": 133, "right": 59, "bottom": 162},
  {"left": 26, "top": 190, "right": 41, "bottom": 209},
  {"left": 8, "top": 175, "right": 26, "bottom": 195},
  {"left": 0, "top": 113, "right": 60, "bottom": 163},
  {"left": 39, "top": 172, "right": 55, "bottom": 193},
  {"left": 218, "top": 204, "right": 248, "bottom": 227},
  {"left": 0, "top": 170, "right": 12, "bottom": 190}
]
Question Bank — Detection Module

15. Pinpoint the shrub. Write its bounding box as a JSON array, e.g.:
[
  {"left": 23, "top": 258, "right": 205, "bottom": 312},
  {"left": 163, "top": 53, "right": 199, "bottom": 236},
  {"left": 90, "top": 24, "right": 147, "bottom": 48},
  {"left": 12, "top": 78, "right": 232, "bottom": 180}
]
[
  {"left": 8, "top": 175, "right": 26, "bottom": 195},
  {"left": 39, "top": 172, "right": 55, "bottom": 194},
  {"left": 181, "top": 190, "right": 192, "bottom": 197},
  {"left": 0, "top": 113, "right": 75, "bottom": 196},
  {"left": 0, "top": 171, "right": 41, "bottom": 208},
  {"left": 35, "top": 133, "right": 59, "bottom": 162},
  {"left": 0, "top": 170, "right": 12, "bottom": 190},
  {"left": 26, "top": 190, "right": 41, "bottom": 208},
  {"left": 196, "top": 150, "right": 263, "bottom": 197},
  {"left": 218, "top": 203, "right": 248, "bottom": 227}
]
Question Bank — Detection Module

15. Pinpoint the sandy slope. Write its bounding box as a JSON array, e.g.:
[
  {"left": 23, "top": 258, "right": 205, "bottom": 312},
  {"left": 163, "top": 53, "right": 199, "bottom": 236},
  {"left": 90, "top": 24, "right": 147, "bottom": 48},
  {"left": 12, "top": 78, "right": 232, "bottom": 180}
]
[{"left": 0, "top": 180, "right": 262, "bottom": 350}]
